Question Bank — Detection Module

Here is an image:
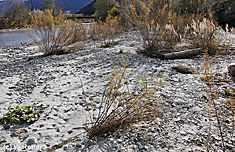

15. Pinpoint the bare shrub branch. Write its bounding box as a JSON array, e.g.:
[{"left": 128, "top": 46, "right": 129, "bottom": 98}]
[
  {"left": 28, "top": 9, "right": 87, "bottom": 56},
  {"left": 87, "top": 58, "right": 164, "bottom": 139}
]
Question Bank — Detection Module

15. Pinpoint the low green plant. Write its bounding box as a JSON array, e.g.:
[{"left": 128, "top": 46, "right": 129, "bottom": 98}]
[
  {"left": 225, "top": 89, "right": 235, "bottom": 97},
  {"left": 0, "top": 105, "right": 40, "bottom": 125},
  {"left": 172, "top": 65, "right": 195, "bottom": 74}
]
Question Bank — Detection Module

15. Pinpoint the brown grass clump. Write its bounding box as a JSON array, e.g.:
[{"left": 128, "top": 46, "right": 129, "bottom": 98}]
[{"left": 87, "top": 58, "right": 164, "bottom": 139}]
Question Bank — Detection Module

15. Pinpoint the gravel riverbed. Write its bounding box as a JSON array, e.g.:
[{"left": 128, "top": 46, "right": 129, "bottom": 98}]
[{"left": 0, "top": 31, "right": 235, "bottom": 152}]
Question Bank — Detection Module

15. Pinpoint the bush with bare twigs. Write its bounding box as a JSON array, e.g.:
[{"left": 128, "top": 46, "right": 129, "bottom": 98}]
[
  {"left": 86, "top": 59, "right": 164, "bottom": 139},
  {"left": 28, "top": 9, "right": 87, "bottom": 56}
]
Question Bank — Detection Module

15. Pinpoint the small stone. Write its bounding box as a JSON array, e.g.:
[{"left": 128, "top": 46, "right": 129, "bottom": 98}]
[
  {"left": 83, "top": 138, "right": 95, "bottom": 146},
  {"left": 228, "top": 64, "right": 235, "bottom": 77},
  {"left": 143, "top": 146, "right": 148, "bottom": 150},
  {"left": 117, "top": 139, "right": 122, "bottom": 143},
  {"left": 68, "top": 130, "right": 73, "bottom": 134},
  {"left": 56, "top": 128, "right": 60, "bottom": 132},
  {"left": 4, "top": 124, "right": 11, "bottom": 130},
  {"left": 211, "top": 134, "right": 221, "bottom": 141},
  {"left": 226, "top": 143, "right": 235, "bottom": 150},
  {"left": 175, "top": 118, "right": 184, "bottom": 124},
  {"left": 180, "top": 131, "right": 187, "bottom": 136},
  {"left": 32, "top": 129, "right": 37, "bottom": 132},
  {"left": 109, "top": 138, "right": 114, "bottom": 142},
  {"left": 6, "top": 92, "right": 13, "bottom": 96},
  {"left": 138, "top": 143, "right": 143, "bottom": 150},
  {"left": 79, "top": 100, "right": 86, "bottom": 105},
  {"left": 27, "top": 137, "right": 37, "bottom": 145},
  {"left": 75, "top": 143, "right": 82, "bottom": 149}
]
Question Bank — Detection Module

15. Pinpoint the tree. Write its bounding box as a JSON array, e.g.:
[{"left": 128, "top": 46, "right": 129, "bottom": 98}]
[
  {"left": 4, "top": 0, "right": 28, "bottom": 20},
  {"left": 40, "top": 0, "right": 63, "bottom": 16},
  {"left": 213, "top": 0, "right": 235, "bottom": 27},
  {"left": 95, "top": 0, "right": 115, "bottom": 20},
  {"left": 0, "top": 1, "right": 3, "bottom": 17}
]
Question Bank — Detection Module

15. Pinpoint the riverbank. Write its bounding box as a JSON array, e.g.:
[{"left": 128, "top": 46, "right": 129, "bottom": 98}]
[
  {"left": 0, "top": 31, "right": 235, "bottom": 151},
  {"left": 0, "top": 28, "right": 32, "bottom": 33}
]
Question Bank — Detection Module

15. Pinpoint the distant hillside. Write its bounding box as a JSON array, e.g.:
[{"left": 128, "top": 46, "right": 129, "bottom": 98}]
[
  {"left": 77, "top": 0, "right": 95, "bottom": 15},
  {"left": 59, "top": 0, "right": 93, "bottom": 14},
  {"left": 31, "top": 0, "right": 94, "bottom": 14},
  {"left": 1, "top": 0, "right": 93, "bottom": 14}
]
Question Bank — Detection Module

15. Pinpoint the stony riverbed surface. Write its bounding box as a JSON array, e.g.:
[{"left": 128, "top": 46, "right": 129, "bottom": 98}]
[{"left": 0, "top": 31, "right": 235, "bottom": 152}]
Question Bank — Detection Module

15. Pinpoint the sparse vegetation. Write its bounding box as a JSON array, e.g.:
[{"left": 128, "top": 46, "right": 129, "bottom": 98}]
[
  {"left": 200, "top": 50, "right": 235, "bottom": 151},
  {"left": 125, "top": 2, "right": 181, "bottom": 53},
  {"left": 225, "top": 89, "right": 235, "bottom": 97},
  {"left": 1, "top": 0, "right": 235, "bottom": 151}
]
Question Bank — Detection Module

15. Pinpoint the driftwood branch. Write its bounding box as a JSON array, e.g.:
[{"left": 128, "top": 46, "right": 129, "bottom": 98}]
[{"left": 161, "top": 48, "right": 201, "bottom": 59}]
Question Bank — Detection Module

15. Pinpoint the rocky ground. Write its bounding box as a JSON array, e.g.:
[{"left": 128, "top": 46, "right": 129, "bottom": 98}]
[{"left": 0, "top": 31, "right": 235, "bottom": 152}]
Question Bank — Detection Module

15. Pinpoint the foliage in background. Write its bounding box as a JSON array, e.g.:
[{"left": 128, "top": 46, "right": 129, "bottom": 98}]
[
  {"left": 212, "top": 0, "right": 235, "bottom": 28},
  {"left": 87, "top": 58, "right": 164, "bottom": 139},
  {"left": 40, "top": 0, "right": 64, "bottom": 16},
  {"left": 0, "top": 0, "right": 28, "bottom": 29},
  {"left": 94, "top": 0, "right": 116, "bottom": 21},
  {"left": 0, "top": 105, "right": 40, "bottom": 125},
  {"left": 89, "top": 14, "right": 122, "bottom": 47},
  {"left": 120, "top": 0, "right": 181, "bottom": 53}
]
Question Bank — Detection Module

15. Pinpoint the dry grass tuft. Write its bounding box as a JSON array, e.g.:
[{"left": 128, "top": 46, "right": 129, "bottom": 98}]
[
  {"left": 87, "top": 58, "right": 164, "bottom": 139},
  {"left": 184, "top": 18, "right": 233, "bottom": 54}
]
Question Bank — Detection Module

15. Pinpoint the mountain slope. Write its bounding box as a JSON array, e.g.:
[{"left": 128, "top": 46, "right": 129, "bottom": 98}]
[
  {"left": 59, "top": 0, "right": 93, "bottom": 14},
  {"left": 77, "top": 0, "right": 96, "bottom": 15},
  {"left": 1, "top": 0, "right": 94, "bottom": 14},
  {"left": 31, "top": 0, "right": 94, "bottom": 14}
]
